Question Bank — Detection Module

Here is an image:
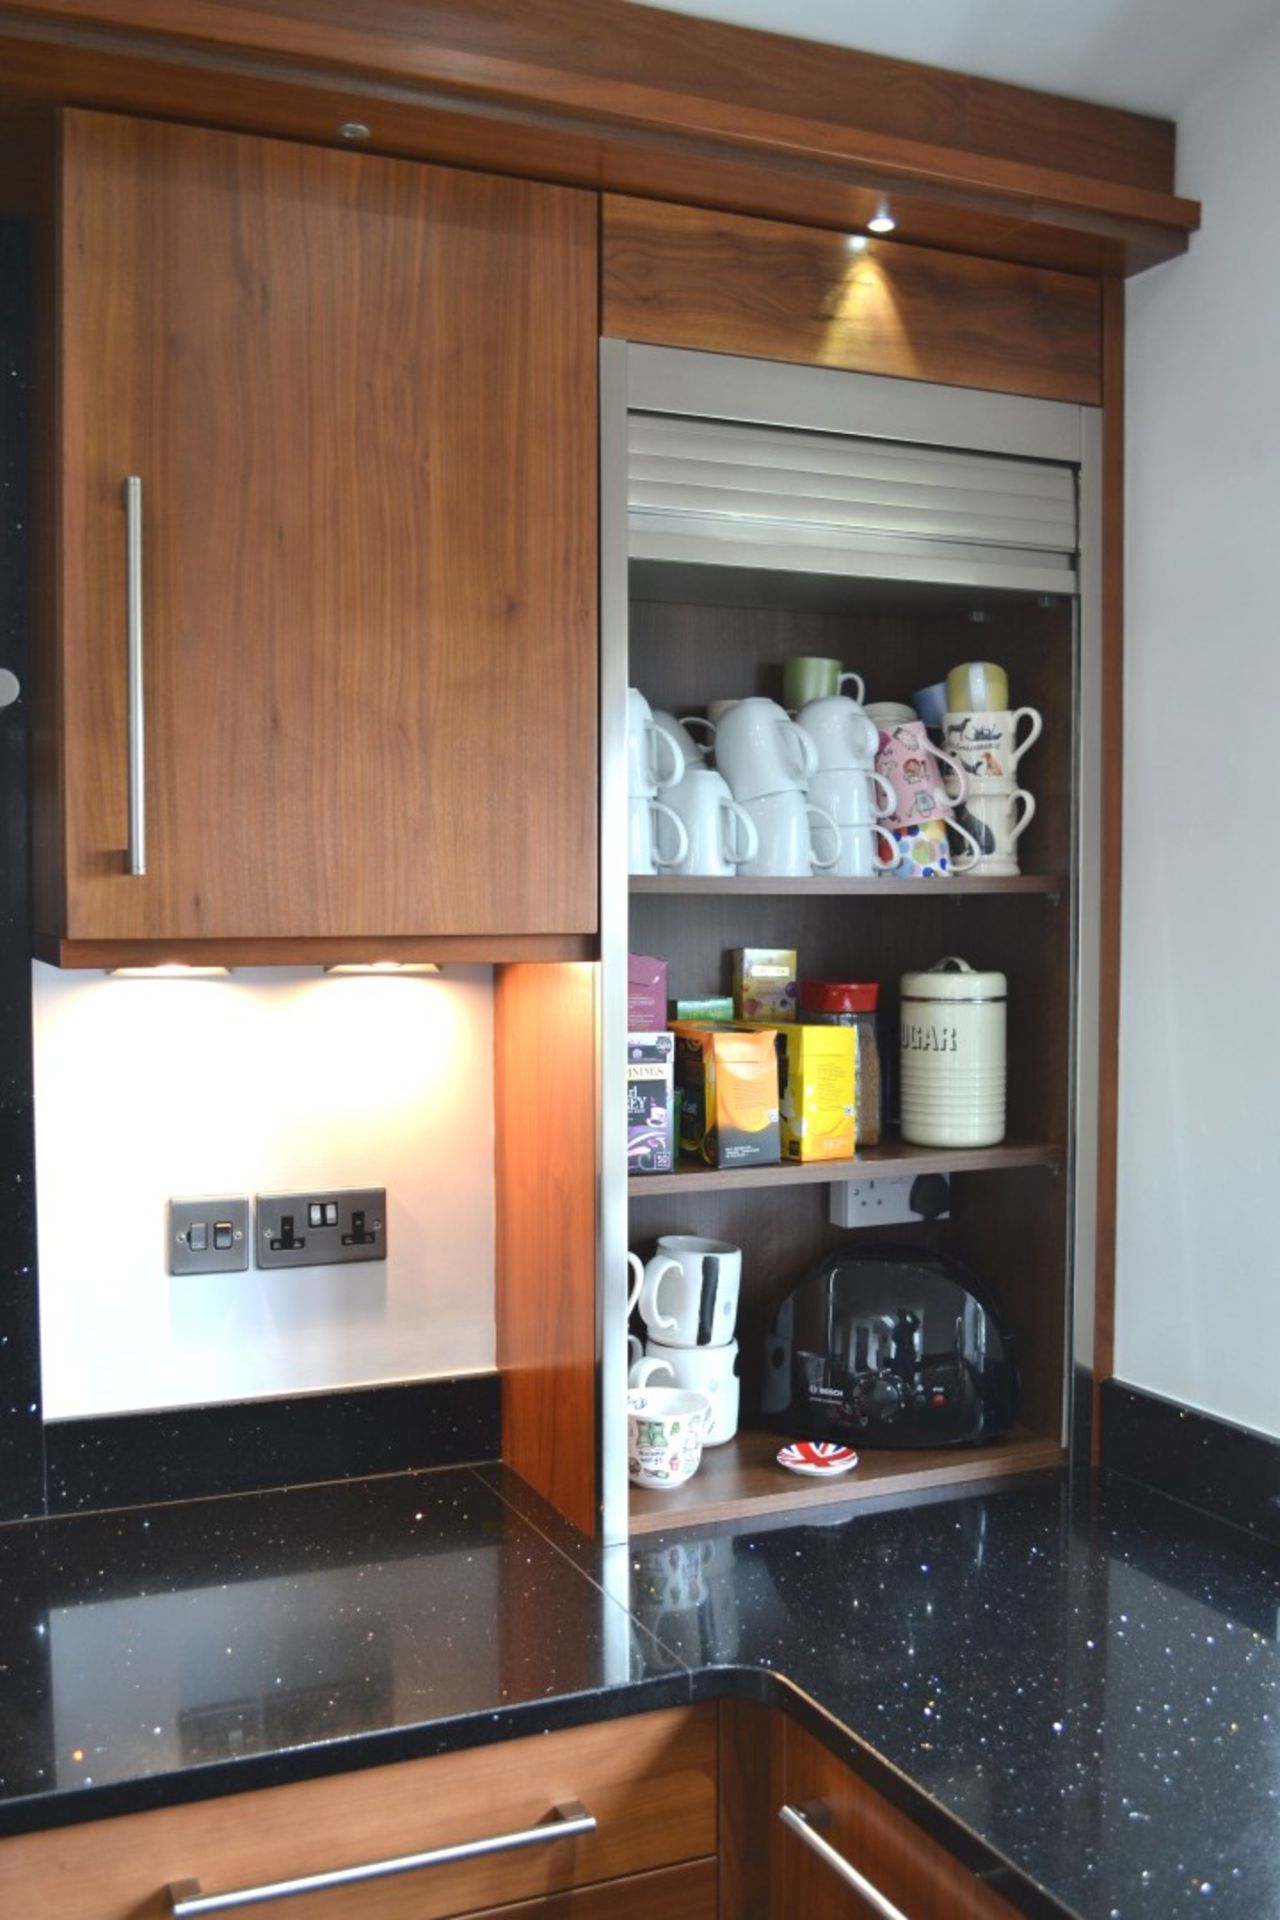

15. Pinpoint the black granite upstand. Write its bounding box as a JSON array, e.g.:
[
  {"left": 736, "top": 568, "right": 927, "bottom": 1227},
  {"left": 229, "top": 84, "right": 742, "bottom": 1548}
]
[{"left": 0, "top": 1464, "right": 1275, "bottom": 1919}]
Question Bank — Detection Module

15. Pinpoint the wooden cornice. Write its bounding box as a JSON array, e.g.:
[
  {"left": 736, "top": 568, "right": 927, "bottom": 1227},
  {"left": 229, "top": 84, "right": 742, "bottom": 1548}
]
[{"left": 0, "top": 0, "right": 1199, "bottom": 274}]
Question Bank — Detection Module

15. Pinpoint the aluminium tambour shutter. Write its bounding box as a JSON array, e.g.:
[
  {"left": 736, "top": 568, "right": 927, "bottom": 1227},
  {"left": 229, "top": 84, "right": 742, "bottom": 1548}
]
[{"left": 627, "top": 413, "right": 1079, "bottom": 594}]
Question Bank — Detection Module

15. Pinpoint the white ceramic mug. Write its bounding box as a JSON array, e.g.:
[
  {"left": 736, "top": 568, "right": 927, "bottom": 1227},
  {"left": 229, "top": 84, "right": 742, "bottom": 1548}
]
[
  {"left": 640, "top": 1236, "right": 741, "bottom": 1347},
  {"left": 664, "top": 765, "right": 759, "bottom": 876},
  {"left": 737, "top": 790, "right": 840, "bottom": 876},
  {"left": 641, "top": 1338, "right": 740, "bottom": 1445},
  {"left": 628, "top": 794, "right": 689, "bottom": 874},
  {"left": 956, "top": 787, "right": 1036, "bottom": 873},
  {"left": 626, "top": 687, "right": 684, "bottom": 797},
  {"left": 808, "top": 768, "right": 898, "bottom": 876},
  {"left": 635, "top": 1252, "right": 682, "bottom": 1335},
  {"left": 715, "top": 697, "right": 818, "bottom": 803},
  {"left": 796, "top": 694, "right": 881, "bottom": 771},
  {"left": 627, "top": 1387, "right": 711, "bottom": 1490},
  {"left": 651, "top": 709, "right": 716, "bottom": 769},
  {"left": 630, "top": 1354, "right": 678, "bottom": 1388},
  {"left": 942, "top": 708, "right": 1043, "bottom": 785}
]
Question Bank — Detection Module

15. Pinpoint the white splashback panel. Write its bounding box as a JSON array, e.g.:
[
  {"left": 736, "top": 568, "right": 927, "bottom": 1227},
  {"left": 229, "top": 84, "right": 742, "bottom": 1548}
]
[
  {"left": 1118, "top": 16, "right": 1280, "bottom": 1440},
  {"left": 33, "top": 963, "right": 496, "bottom": 1419}
]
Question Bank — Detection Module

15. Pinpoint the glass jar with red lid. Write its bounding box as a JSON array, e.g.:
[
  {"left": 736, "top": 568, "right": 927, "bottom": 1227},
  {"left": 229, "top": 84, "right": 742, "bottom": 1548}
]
[{"left": 798, "top": 979, "right": 882, "bottom": 1146}]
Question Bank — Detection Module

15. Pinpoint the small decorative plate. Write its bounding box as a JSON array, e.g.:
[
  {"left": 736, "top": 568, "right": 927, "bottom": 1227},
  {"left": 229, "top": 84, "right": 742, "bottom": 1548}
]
[{"left": 776, "top": 1441, "right": 860, "bottom": 1477}]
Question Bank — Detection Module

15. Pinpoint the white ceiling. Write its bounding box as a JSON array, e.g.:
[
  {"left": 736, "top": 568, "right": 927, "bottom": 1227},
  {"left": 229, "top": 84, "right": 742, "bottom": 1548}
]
[{"left": 630, "top": 0, "right": 1280, "bottom": 119}]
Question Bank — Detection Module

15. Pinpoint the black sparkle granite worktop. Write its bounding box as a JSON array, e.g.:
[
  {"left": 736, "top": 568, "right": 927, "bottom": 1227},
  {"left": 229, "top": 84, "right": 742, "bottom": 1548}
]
[{"left": 0, "top": 1464, "right": 1275, "bottom": 1920}]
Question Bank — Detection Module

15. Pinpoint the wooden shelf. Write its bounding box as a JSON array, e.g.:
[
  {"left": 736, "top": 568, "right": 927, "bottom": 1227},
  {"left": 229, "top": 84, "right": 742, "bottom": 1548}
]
[
  {"left": 630, "top": 874, "right": 1065, "bottom": 898},
  {"left": 628, "top": 1424, "right": 1065, "bottom": 1534},
  {"left": 630, "top": 1138, "right": 1062, "bottom": 1195}
]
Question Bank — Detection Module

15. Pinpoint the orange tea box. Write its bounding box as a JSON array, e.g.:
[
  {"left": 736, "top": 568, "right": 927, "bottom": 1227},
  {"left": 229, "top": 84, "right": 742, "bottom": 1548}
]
[
  {"left": 672, "top": 1023, "right": 780, "bottom": 1169},
  {"left": 738, "top": 1021, "right": 857, "bottom": 1162}
]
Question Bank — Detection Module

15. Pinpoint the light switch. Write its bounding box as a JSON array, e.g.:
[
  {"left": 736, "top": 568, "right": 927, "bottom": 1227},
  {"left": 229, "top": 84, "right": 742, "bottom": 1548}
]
[{"left": 169, "top": 1197, "right": 250, "bottom": 1276}]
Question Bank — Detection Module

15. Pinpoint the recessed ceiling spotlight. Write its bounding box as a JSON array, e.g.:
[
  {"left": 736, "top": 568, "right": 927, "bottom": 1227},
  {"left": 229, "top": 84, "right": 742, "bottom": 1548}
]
[
  {"left": 846, "top": 233, "right": 870, "bottom": 253},
  {"left": 867, "top": 202, "right": 896, "bottom": 235}
]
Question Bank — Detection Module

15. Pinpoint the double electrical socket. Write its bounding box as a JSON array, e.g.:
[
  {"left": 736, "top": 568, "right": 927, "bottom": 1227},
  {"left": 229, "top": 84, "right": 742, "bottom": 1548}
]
[{"left": 169, "top": 1189, "right": 387, "bottom": 1276}]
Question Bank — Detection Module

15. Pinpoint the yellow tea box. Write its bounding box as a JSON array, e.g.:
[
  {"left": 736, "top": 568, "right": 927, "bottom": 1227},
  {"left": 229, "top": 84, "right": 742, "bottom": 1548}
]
[
  {"left": 672, "top": 1024, "right": 781, "bottom": 1169},
  {"left": 777, "top": 1023, "right": 856, "bottom": 1162},
  {"left": 732, "top": 948, "right": 798, "bottom": 1023}
]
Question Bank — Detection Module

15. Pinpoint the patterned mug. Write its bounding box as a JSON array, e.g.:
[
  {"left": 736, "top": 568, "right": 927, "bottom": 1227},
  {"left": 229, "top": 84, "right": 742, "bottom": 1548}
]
[
  {"left": 875, "top": 717, "right": 970, "bottom": 828},
  {"left": 627, "top": 1388, "right": 712, "bottom": 1489},
  {"left": 881, "top": 816, "right": 982, "bottom": 879}
]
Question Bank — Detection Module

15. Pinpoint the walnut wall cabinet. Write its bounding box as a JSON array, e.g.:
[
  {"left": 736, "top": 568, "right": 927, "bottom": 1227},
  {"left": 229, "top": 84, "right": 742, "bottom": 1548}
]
[{"left": 35, "top": 109, "right": 598, "bottom": 963}]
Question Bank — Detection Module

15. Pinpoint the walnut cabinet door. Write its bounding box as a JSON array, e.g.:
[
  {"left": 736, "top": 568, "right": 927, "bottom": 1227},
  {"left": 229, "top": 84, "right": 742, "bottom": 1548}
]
[{"left": 43, "top": 109, "right": 598, "bottom": 946}]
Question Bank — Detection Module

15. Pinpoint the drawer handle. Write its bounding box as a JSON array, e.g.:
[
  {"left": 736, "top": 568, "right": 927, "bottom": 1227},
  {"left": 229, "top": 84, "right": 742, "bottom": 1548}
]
[
  {"left": 122, "top": 475, "right": 145, "bottom": 876},
  {"left": 166, "top": 1799, "right": 596, "bottom": 1915},
  {"left": 779, "top": 1801, "right": 910, "bottom": 1920}
]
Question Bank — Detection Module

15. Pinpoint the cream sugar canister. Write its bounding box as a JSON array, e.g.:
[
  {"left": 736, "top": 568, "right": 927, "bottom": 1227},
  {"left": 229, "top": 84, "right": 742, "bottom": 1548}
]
[{"left": 899, "top": 957, "right": 1006, "bottom": 1148}]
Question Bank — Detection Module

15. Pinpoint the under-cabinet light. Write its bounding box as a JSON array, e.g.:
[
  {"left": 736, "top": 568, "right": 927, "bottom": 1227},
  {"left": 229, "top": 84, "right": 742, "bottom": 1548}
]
[
  {"left": 867, "top": 202, "right": 896, "bottom": 234},
  {"left": 323, "top": 962, "right": 441, "bottom": 975},
  {"left": 106, "top": 964, "right": 232, "bottom": 978},
  {"left": 846, "top": 233, "right": 869, "bottom": 253}
]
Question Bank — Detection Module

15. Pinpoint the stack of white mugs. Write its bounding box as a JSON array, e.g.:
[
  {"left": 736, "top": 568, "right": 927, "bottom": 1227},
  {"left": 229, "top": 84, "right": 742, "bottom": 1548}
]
[
  {"left": 626, "top": 652, "right": 1041, "bottom": 880},
  {"left": 625, "top": 1236, "right": 741, "bottom": 1487}
]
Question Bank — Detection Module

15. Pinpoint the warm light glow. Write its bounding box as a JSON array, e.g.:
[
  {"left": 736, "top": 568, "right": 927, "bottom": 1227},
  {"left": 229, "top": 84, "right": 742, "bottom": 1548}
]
[
  {"left": 868, "top": 202, "right": 896, "bottom": 234},
  {"left": 106, "top": 965, "right": 232, "bottom": 978},
  {"left": 846, "top": 233, "right": 869, "bottom": 253},
  {"left": 323, "top": 962, "right": 441, "bottom": 975}
]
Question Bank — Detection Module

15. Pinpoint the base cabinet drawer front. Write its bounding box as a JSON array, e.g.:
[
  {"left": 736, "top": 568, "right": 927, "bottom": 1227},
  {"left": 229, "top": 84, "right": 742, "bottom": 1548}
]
[
  {"left": 0, "top": 1707, "right": 717, "bottom": 1920},
  {"left": 776, "top": 1723, "right": 1020, "bottom": 1920},
  {"left": 466, "top": 1856, "right": 717, "bottom": 1917}
]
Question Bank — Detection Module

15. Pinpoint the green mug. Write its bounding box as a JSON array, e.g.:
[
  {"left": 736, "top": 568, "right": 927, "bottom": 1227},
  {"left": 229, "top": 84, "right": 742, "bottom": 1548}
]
[{"left": 782, "top": 656, "right": 865, "bottom": 711}]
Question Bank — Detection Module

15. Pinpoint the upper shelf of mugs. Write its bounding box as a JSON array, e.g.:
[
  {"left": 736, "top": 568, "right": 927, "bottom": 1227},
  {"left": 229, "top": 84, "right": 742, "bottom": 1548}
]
[{"left": 629, "top": 874, "right": 1064, "bottom": 897}]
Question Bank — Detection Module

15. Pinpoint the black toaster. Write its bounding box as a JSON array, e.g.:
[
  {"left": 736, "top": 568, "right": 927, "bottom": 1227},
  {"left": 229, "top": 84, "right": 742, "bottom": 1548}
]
[{"left": 761, "top": 1246, "right": 1018, "bottom": 1446}]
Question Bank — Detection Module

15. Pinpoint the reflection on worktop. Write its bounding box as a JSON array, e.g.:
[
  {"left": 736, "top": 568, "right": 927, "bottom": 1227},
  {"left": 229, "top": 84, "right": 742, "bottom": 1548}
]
[
  {"left": 0, "top": 1469, "right": 681, "bottom": 1813},
  {"left": 622, "top": 1474, "right": 1280, "bottom": 1918}
]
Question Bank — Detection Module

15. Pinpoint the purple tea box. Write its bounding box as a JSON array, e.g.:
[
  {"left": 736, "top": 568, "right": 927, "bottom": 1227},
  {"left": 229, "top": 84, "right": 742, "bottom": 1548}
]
[
  {"left": 627, "top": 1032, "right": 674, "bottom": 1174},
  {"left": 628, "top": 954, "right": 668, "bottom": 1034}
]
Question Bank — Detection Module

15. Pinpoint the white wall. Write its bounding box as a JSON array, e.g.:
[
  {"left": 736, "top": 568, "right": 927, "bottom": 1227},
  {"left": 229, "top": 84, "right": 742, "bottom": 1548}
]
[
  {"left": 34, "top": 963, "right": 496, "bottom": 1419},
  {"left": 1119, "top": 21, "right": 1280, "bottom": 1437}
]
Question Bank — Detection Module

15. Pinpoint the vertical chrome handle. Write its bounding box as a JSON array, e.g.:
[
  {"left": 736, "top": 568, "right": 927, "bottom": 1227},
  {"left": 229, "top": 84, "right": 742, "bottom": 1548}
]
[
  {"left": 167, "top": 1800, "right": 596, "bottom": 1914},
  {"left": 779, "top": 1802, "right": 911, "bottom": 1919},
  {"left": 123, "top": 474, "right": 145, "bottom": 875}
]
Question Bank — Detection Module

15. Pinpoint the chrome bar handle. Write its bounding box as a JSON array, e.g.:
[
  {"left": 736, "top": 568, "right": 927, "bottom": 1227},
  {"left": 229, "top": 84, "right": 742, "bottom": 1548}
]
[
  {"left": 779, "top": 1802, "right": 911, "bottom": 1920},
  {"left": 123, "top": 474, "right": 145, "bottom": 875},
  {"left": 167, "top": 1800, "right": 596, "bottom": 1915}
]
